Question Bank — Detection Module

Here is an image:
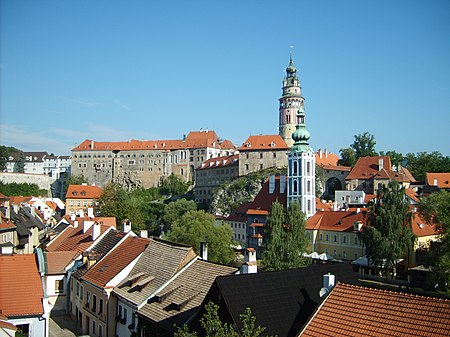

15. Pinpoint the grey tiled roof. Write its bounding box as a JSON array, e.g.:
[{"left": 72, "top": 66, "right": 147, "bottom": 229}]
[{"left": 113, "top": 239, "right": 197, "bottom": 306}]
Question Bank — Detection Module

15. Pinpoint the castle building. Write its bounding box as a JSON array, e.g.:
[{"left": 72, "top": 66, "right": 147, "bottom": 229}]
[
  {"left": 287, "top": 105, "right": 316, "bottom": 218},
  {"left": 279, "top": 51, "right": 305, "bottom": 148},
  {"left": 70, "top": 130, "right": 236, "bottom": 189}
]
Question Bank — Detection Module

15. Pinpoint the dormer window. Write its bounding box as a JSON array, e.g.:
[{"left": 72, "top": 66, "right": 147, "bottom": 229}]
[
  {"left": 81, "top": 191, "right": 86, "bottom": 196},
  {"left": 72, "top": 191, "right": 78, "bottom": 196}
]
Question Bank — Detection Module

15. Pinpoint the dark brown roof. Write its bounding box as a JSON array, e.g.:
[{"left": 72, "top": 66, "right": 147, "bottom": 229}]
[
  {"left": 113, "top": 239, "right": 197, "bottom": 306},
  {"left": 138, "top": 259, "right": 237, "bottom": 332},
  {"left": 299, "top": 283, "right": 450, "bottom": 337}
]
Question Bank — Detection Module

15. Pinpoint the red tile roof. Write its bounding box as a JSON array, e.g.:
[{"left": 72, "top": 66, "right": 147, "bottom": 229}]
[
  {"left": 247, "top": 176, "right": 287, "bottom": 213},
  {"left": 46, "top": 251, "right": 79, "bottom": 274},
  {"left": 72, "top": 130, "right": 235, "bottom": 152},
  {"left": 197, "top": 154, "right": 239, "bottom": 170},
  {"left": 426, "top": 173, "right": 450, "bottom": 188},
  {"left": 66, "top": 184, "right": 103, "bottom": 199},
  {"left": 306, "top": 210, "right": 367, "bottom": 232},
  {"left": 405, "top": 188, "right": 420, "bottom": 203},
  {"left": 238, "top": 135, "right": 289, "bottom": 151},
  {"left": 0, "top": 254, "right": 44, "bottom": 317},
  {"left": 318, "top": 164, "right": 351, "bottom": 172},
  {"left": 46, "top": 220, "right": 114, "bottom": 252},
  {"left": 225, "top": 202, "right": 252, "bottom": 222},
  {"left": 299, "top": 283, "right": 450, "bottom": 337},
  {"left": 0, "top": 218, "right": 15, "bottom": 230},
  {"left": 82, "top": 236, "right": 150, "bottom": 288},
  {"left": 411, "top": 210, "right": 440, "bottom": 237},
  {"left": 9, "top": 196, "right": 33, "bottom": 205},
  {"left": 346, "top": 156, "right": 392, "bottom": 180},
  {"left": 315, "top": 151, "right": 339, "bottom": 166}
]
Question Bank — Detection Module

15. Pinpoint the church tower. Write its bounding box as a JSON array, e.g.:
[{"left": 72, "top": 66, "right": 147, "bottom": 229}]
[
  {"left": 287, "top": 105, "right": 316, "bottom": 218},
  {"left": 279, "top": 50, "right": 304, "bottom": 148}
]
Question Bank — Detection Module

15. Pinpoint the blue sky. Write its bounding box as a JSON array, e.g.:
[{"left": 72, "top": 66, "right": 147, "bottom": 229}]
[{"left": 1, "top": 0, "right": 449, "bottom": 156}]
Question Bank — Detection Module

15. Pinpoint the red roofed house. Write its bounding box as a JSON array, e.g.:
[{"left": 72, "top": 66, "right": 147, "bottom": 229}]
[
  {"left": 426, "top": 172, "right": 450, "bottom": 191},
  {"left": 238, "top": 135, "right": 289, "bottom": 176},
  {"left": 71, "top": 236, "right": 150, "bottom": 337},
  {"left": 0, "top": 251, "right": 49, "bottom": 337},
  {"left": 298, "top": 282, "right": 450, "bottom": 337},
  {"left": 70, "top": 130, "right": 236, "bottom": 189},
  {"left": 65, "top": 184, "right": 103, "bottom": 217},
  {"left": 306, "top": 209, "right": 367, "bottom": 261},
  {"left": 194, "top": 154, "right": 239, "bottom": 206},
  {"left": 315, "top": 148, "right": 351, "bottom": 201},
  {"left": 346, "top": 156, "right": 415, "bottom": 194}
]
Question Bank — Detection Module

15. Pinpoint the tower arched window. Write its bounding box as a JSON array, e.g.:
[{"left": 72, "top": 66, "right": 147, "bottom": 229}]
[
  {"left": 293, "top": 180, "right": 298, "bottom": 194},
  {"left": 307, "top": 162, "right": 311, "bottom": 174},
  {"left": 307, "top": 200, "right": 311, "bottom": 212},
  {"left": 307, "top": 180, "right": 311, "bottom": 193}
]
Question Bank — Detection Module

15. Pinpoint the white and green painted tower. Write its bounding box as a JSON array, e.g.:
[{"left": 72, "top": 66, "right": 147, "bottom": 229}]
[
  {"left": 279, "top": 50, "right": 305, "bottom": 148},
  {"left": 287, "top": 105, "right": 316, "bottom": 218}
]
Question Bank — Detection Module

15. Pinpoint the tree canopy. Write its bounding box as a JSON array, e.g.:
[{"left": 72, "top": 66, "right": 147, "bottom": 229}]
[
  {"left": 359, "top": 182, "right": 415, "bottom": 276},
  {"left": 165, "top": 210, "right": 235, "bottom": 264},
  {"left": 262, "top": 200, "right": 310, "bottom": 271},
  {"left": 159, "top": 173, "right": 191, "bottom": 196},
  {"left": 339, "top": 131, "right": 377, "bottom": 166},
  {"left": 175, "top": 302, "right": 273, "bottom": 337},
  {"left": 0, "top": 145, "right": 22, "bottom": 171},
  {"left": 419, "top": 190, "right": 450, "bottom": 291},
  {"left": 0, "top": 182, "right": 48, "bottom": 197}
]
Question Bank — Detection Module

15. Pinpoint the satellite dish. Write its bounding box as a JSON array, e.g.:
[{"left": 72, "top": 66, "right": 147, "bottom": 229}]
[{"left": 319, "top": 287, "right": 329, "bottom": 298}]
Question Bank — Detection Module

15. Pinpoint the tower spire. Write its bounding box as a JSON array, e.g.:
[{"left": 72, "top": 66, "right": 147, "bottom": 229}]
[{"left": 291, "top": 106, "right": 311, "bottom": 153}]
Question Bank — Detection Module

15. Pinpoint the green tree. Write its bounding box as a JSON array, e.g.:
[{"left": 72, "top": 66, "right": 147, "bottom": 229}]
[
  {"left": 351, "top": 131, "right": 377, "bottom": 159},
  {"left": 338, "top": 147, "right": 356, "bottom": 167},
  {"left": 175, "top": 302, "right": 272, "bottom": 337},
  {"left": 263, "top": 200, "right": 310, "bottom": 271},
  {"left": 379, "top": 150, "right": 404, "bottom": 168},
  {"left": 159, "top": 173, "right": 191, "bottom": 195},
  {"left": 419, "top": 190, "right": 450, "bottom": 291},
  {"left": 64, "top": 174, "right": 88, "bottom": 194},
  {"left": 0, "top": 182, "right": 47, "bottom": 196},
  {"left": 14, "top": 151, "right": 26, "bottom": 173},
  {"left": 165, "top": 210, "right": 234, "bottom": 264},
  {"left": 404, "top": 152, "right": 450, "bottom": 182},
  {"left": 162, "top": 198, "right": 197, "bottom": 230},
  {"left": 359, "top": 182, "right": 415, "bottom": 276}
]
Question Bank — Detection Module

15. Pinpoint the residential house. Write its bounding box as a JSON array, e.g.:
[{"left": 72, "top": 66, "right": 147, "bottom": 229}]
[
  {"left": 224, "top": 202, "right": 252, "bottom": 245},
  {"left": 345, "top": 156, "right": 415, "bottom": 194},
  {"left": 65, "top": 184, "right": 103, "bottom": 216},
  {"left": 237, "top": 135, "right": 289, "bottom": 176},
  {"left": 0, "top": 251, "right": 49, "bottom": 337},
  {"left": 194, "top": 154, "right": 239, "bottom": 206},
  {"left": 306, "top": 210, "right": 367, "bottom": 261},
  {"left": 71, "top": 130, "right": 236, "bottom": 189},
  {"left": 424, "top": 172, "right": 450, "bottom": 194},
  {"left": 190, "top": 263, "right": 359, "bottom": 337},
  {"left": 298, "top": 283, "right": 450, "bottom": 336},
  {"left": 71, "top": 236, "right": 149, "bottom": 337}
]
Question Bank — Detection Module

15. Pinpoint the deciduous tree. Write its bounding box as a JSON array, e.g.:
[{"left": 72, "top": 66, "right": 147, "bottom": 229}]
[
  {"left": 359, "top": 182, "right": 415, "bottom": 276},
  {"left": 351, "top": 131, "right": 377, "bottom": 159}
]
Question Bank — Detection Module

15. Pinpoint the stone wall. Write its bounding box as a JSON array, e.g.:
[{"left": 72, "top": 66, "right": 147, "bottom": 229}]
[{"left": 0, "top": 172, "right": 52, "bottom": 195}]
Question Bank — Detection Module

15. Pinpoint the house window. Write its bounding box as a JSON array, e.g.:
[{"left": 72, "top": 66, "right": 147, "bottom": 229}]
[
  {"left": 55, "top": 279, "right": 64, "bottom": 294},
  {"left": 128, "top": 160, "right": 135, "bottom": 165},
  {"left": 326, "top": 234, "right": 329, "bottom": 241},
  {"left": 99, "top": 299, "right": 103, "bottom": 314},
  {"left": 273, "top": 152, "right": 277, "bottom": 158},
  {"left": 92, "top": 320, "right": 96, "bottom": 335},
  {"left": 245, "top": 164, "right": 249, "bottom": 171},
  {"left": 354, "top": 237, "right": 358, "bottom": 245},
  {"left": 333, "top": 235, "right": 337, "bottom": 242},
  {"left": 343, "top": 236, "right": 347, "bottom": 244},
  {"left": 320, "top": 234, "right": 323, "bottom": 241},
  {"left": 76, "top": 282, "right": 80, "bottom": 297},
  {"left": 86, "top": 291, "right": 90, "bottom": 307},
  {"left": 99, "top": 325, "right": 103, "bottom": 337},
  {"left": 124, "top": 308, "right": 128, "bottom": 324},
  {"left": 70, "top": 200, "right": 74, "bottom": 206},
  {"left": 92, "top": 295, "right": 97, "bottom": 311},
  {"left": 118, "top": 304, "right": 123, "bottom": 318},
  {"left": 260, "top": 153, "right": 263, "bottom": 159},
  {"left": 80, "top": 286, "right": 83, "bottom": 300},
  {"left": 15, "top": 324, "right": 30, "bottom": 336}
]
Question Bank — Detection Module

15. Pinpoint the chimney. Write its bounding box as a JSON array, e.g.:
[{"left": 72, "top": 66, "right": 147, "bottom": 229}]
[
  {"left": 434, "top": 178, "right": 438, "bottom": 186},
  {"left": 354, "top": 221, "right": 363, "bottom": 231},
  {"left": 319, "top": 148, "right": 323, "bottom": 159},
  {"left": 83, "top": 220, "right": 94, "bottom": 233},
  {"left": 5, "top": 206, "right": 10, "bottom": 219},
  {"left": 92, "top": 222, "right": 101, "bottom": 241},
  {"left": 325, "top": 148, "right": 328, "bottom": 157},
  {"left": 199, "top": 242, "right": 208, "bottom": 261},
  {"left": 90, "top": 140, "right": 95, "bottom": 149},
  {"left": 73, "top": 220, "right": 79, "bottom": 228},
  {"left": 123, "top": 220, "right": 132, "bottom": 233},
  {"left": 140, "top": 230, "right": 148, "bottom": 238},
  {"left": 323, "top": 273, "right": 335, "bottom": 292},
  {"left": 356, "top": 208, "right": 360, "bottom": 214},
  {"left": 242, "top": 248, "right": 257, "bottom": 274},
  {"left": 378, "top": 158, "right": 384, "bottom": 171},
  {"left": 87, "top": 207, "right": 94, "bottom": 218},
  {"left": 70, "top": 213, "right": 76, "bottom": 221},
  {"left": 79, "top": 209, "right": 84, "bottom": 218}
]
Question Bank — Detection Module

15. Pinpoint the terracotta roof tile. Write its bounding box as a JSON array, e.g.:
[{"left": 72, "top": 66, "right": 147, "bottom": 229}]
[
  {"left": 346, "top": 156, "right": 392, "bottom": 180},
  {"left": 0, "top": 254, "right": 44, "bottom": 317},
  {"left": 299, "top": 283, "right": 450, "bottom": 337},
  {"left": 238, "top": 135, "right": 289, "bottom": 151},
  {"left": 46, "top": 251, "right": 79, "bottom": 274},
  {"left": 82, "top": 236, "right": 150, "bottom": 288},
  {"left": 411, "top": 210, "right": 440, "bottom": 237},
  {"left": 66, "top": 184, "right": 103, "bottom": 199},
  {"left": 426, "top": 173, "right": 450, "bottom": 188},
  {"left": 225, "top": 202, "right": 252, "bottom": 222},
  {"left": 197, "top": 154, "right": 239, "bottom": 170},
  {"left": 315, "top": 151, "right": 339, "bottom": 166},
  {"left": 405, "top": 188, "right": 420, "bottom": 203},
  {"left": 306, "top": 210, "right": 367, "bottom": 232}
]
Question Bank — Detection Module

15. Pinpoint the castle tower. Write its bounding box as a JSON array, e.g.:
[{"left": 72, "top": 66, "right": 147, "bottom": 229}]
[
  {"left": 287, "top": 106, "right": 316, "bottom": 218},
  {"left": 279, "top": 50, "right": 304, "bottom": 148}
]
